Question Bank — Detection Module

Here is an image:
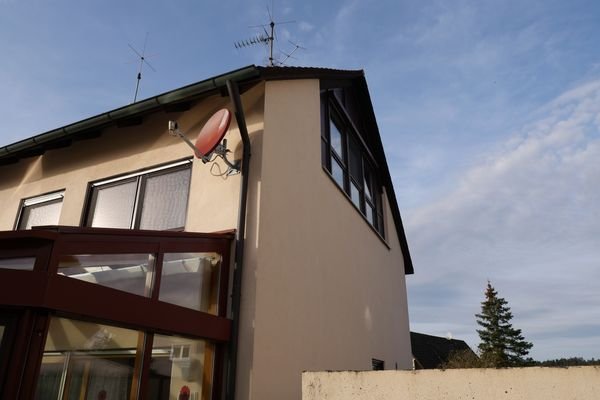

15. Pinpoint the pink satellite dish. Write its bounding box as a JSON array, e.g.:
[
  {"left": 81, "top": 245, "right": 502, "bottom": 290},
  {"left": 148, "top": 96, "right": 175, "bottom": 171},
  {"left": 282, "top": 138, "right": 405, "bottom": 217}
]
[{"left": 194, "top": 109, "right": 232, "bottom": 157}]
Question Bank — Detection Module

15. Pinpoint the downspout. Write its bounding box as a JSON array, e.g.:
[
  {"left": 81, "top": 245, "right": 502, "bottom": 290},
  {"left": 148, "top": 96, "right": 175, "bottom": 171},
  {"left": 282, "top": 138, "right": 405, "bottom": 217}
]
[{"left": 225, "top": 79, "right": 251, "bottom": 400}]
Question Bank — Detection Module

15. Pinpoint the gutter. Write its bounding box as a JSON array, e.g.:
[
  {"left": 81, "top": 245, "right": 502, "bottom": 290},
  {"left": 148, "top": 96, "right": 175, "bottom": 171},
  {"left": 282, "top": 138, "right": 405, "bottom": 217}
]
[
  {"left": 0, "top": 66, "right": 261, "bottom": 162},
  {"left": 225, "top": 79, "right": 252, "bottom": 400}
]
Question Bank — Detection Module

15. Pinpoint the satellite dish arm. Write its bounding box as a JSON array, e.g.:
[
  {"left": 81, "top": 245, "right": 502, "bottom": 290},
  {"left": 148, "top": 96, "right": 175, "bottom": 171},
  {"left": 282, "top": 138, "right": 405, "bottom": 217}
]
[{"left": 168, "top": 121, "right": 208, "bottom": 160}]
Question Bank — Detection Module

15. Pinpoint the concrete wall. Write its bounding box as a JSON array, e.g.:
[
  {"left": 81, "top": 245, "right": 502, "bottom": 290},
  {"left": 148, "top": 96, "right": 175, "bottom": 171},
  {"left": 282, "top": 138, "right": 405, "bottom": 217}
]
[
  {"left": 234, "top": 79, "right": 412, "bottom": 400},
  {"left": 303, "top": 368, "right": 600, "bottom": 400}
]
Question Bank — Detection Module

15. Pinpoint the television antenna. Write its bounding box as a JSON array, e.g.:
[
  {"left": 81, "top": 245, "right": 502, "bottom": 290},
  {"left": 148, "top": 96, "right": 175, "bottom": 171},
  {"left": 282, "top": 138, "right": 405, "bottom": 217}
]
[
  {"left": 168, "top": 109, "right": 240, "bottom": 176},
  {"left": 235, "top": 5, "right": 303, "bottom": 66},
  {"left": 129, "top": 32, "right": 156, "bottom": 103}
]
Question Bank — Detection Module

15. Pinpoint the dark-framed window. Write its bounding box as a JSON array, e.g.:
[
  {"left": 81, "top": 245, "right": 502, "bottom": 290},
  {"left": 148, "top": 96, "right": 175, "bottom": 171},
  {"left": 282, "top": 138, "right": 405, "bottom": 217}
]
[
  {"left": 15, "top": 191, "right": 64, "bottom": 230},
  {"left": 372, "top": 358, "right": 385, "bottom": 370},
  {"left": 321, "top": 91, "right": 385, "bottom": 237},
  {"left": 85, "top": 160, "right": 192, "bottom": 231}
]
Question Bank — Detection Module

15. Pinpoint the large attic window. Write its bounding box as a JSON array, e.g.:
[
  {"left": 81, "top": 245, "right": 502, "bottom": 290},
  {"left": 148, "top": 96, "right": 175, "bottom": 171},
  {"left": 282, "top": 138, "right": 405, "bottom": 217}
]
[
  {"left": 321, "top": 90, "right": 385, "bottom": 237},
  {"left": 84, "top": 159, "right": 192, "bottom": 231}
]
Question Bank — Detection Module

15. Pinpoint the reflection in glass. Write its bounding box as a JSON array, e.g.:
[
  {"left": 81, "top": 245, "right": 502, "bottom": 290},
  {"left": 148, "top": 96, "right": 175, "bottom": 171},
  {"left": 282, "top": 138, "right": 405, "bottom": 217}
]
[
  {"left": 148, "top": 334, "right": 214, "bottom": 400},
  {"left": 35, "top": 318, "right": 140, "bottom": 400},
  {"left": 159, "top": 253, "right": 221, "bottom": 314},
  {"left": 330, "top": 118, "right": 344, "bottom": 157},
  {"left": 350, "top": 181, "right": 361, "bottom": 209},
  {"left": 58, "top": 254, "right": 154, "bottom": 297},
  {"left": 331, "top": 158, "right": 344, "bottom": 189},
  {"left": 0, "top": 257, "right": 35, "bottom": 271}
]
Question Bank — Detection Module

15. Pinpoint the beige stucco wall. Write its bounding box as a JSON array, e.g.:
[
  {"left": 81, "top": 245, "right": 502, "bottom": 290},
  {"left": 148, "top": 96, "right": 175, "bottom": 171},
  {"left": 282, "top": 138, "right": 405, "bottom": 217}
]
[
  {"left": 303, "top": 368, "right": 600, "bottom": 400},
  {"left": 234, "top": 79, "right": 412, "bottom": 400},
  {"left": 0, "top": 85, "right": 265, "bottom": 233},
  {"left": 0, "top": 77, "right": 412, "bottom": 400}
]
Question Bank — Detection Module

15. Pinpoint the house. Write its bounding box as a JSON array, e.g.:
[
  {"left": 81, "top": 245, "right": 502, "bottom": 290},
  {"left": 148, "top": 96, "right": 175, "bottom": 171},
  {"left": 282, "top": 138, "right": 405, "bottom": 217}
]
[
  {"left": 411, "top": 332, "right": 477, "bottom": 369},
  {"left": 0, "top": 65, "right": 414, "bottom": 400}
]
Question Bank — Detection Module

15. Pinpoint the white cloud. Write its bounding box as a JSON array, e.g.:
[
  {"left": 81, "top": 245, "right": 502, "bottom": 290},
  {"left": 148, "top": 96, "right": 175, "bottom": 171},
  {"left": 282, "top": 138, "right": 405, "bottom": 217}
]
[{"left": 407, "top": 78, "right": 600, "bottom": 360}]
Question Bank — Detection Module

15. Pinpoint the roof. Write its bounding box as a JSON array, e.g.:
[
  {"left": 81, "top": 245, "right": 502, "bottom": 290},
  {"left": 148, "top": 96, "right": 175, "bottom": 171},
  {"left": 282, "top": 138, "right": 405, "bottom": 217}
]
[
  {"left": 0, "top": 65, "right": 414, "bottom": 274},
  {"left": 410, "top": 332, "right": 476, "bottom": 369}
]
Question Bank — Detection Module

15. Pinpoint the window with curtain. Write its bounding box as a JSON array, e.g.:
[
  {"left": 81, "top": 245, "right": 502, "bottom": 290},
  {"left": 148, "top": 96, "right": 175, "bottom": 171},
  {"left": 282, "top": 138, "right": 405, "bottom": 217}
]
[
  {"left": 16, "top": 191, "right": 64, "bottom": 230},
  {"left": 86, "top": 160, "right": 192, "bottom": 231}
]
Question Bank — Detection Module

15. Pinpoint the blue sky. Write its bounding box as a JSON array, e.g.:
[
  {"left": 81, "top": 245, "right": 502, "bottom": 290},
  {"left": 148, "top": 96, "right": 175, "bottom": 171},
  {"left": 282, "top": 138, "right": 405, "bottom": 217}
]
[{"left": 2, "top": 0, "right": 600, "bottom": 361}]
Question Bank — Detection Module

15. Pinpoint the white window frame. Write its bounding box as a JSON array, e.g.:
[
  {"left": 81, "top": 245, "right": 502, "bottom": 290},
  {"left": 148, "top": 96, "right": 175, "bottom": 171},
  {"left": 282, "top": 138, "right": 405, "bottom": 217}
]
[{"left": 84, "top": 159, "right": 193, "bottom": 231}]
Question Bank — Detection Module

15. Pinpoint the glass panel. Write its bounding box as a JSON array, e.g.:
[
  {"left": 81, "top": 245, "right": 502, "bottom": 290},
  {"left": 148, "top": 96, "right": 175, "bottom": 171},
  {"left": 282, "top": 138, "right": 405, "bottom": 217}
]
[
  {"left": 18, "top": 198, "right": 63, "bottom": 230},
  {"left": 89, "top": 179, "right": 137, "bottom": 229},
  {"left": 0, "top": 257, "right": 35, "bottom": 271},
  {"left": 350, "top": 181, "right": 361, "bottom": 209},
  {"left": 364, "top": 168, "right": 373, "bottom": 202},
  {"left": 329, "top": 117, "right": 344, "bottom": 158},
  {"left": 139, "top": 167, "right": 191, "bottom": 231},
  {"left": 365, "top": 203, "right": 375, "bottom": 226},
  {"left": 348, "top": 138, "right": 362, "bottom": 183},
  {"left": 148, "top": 334, "right": 214, "bottom": 400},
  {"left": 35, "top": 317, "right": 141, "bottom": 400},
  {"left": 377, "top": 212, "right": 384, "bottom": 236},
  {"left": 159, "top": 253, "right": 221, "bottom": 314},
  {"left": 331, "top": 157, "right": 345, "bottom": 189},
  {"left": 58, "top": 254, "right": 155, "bottom": 297}
]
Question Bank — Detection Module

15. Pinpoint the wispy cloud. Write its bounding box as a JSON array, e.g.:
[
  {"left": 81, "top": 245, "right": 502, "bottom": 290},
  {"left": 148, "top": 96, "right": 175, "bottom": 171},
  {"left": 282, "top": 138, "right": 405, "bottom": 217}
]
[{"left": 406, "top": 77, "right": 600, "bottom": 359}]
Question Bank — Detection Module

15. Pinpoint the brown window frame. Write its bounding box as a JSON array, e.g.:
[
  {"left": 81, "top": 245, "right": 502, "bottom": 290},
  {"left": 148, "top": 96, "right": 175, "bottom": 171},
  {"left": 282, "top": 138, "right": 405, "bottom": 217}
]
[{"left": 0, "top": 228, "right": 233, "bottom": 399}]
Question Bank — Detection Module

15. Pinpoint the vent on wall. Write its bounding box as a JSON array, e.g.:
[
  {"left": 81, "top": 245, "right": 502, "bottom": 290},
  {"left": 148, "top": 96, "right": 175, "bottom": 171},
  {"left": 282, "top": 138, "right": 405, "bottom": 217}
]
[{"left": 372, "top": 358, "right": 384, "bottom": 371}]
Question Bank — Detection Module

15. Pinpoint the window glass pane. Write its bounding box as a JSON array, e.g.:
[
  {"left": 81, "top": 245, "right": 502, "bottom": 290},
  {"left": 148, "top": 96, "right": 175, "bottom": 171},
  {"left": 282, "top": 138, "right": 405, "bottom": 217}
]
[
  {"left": 159, "top": 253, "right": 221, "bottom": 315},
  {"left": 366, "top": 203, "right": 375, "bottom": 226},
  {"left": 329, "top": 117, "right": 344, "bottom": 158},
  {"left": 350, "top": 181, "right": 361, "bottom": 209},
  {"left": 331, "top": 157, "right": 345, "bottom": 189},
  {"left": 377, "top": 212, "right": 384, "bottom": 235},
  {"left": 89, "top": 179, "right": 137, "bottom": 229},
  {"left": 36, "top": 317, "right": 141, "bottom": 400},
  {"left": 18, "top": 198, "right": 63, "bottom": 230},
  {"left": 348, "top": 138, "right": 362, "bottom": 182},
  {"left": 0, "top": 257, "right": 36, "bottom": 271},
  {"left": 364, "top": 168, "right": 373, "bottom": 202},
  {"left": 58, "top": 254, "right": 155, "bottom": 297},
  {"left": 139, "top": 168, "right": 191, "bottom": 231},
  {"left": 149, "top": 334, "right": 214, "bottom": 400}
]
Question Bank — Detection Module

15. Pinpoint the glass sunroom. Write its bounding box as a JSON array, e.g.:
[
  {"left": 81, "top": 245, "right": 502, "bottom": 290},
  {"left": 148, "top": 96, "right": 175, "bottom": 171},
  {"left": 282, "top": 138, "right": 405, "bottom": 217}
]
[{"left": 0, "top": 226, "right": 233, "bottom": 400}]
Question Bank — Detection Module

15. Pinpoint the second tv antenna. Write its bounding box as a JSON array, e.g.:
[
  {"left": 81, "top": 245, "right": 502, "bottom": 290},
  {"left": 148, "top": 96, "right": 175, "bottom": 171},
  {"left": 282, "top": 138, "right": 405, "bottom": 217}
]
[{"left": 129, "top": 32, "right": 156, "bottom": 103}]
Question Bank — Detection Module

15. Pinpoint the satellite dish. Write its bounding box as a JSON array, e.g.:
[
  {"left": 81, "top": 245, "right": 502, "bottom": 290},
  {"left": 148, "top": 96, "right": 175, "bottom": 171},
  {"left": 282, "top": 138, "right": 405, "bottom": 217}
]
[
  {"left": 195, "top": 109, "right": 231, "bottom": 156},
  {"left": 168, "top": 109, "right": 240, "bottom": 175}
]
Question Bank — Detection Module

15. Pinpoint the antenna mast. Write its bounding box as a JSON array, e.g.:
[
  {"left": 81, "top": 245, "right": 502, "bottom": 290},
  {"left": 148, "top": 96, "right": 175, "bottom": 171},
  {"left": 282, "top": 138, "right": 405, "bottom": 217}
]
[
  {"left": 235, "top": 7, "right": 301, "bottom": 67},
  {"left": 129, "top": 33, "right": 156, "bottom": 103},
  {"left": 268, "top": 20, "right": 275, "bottom": 66}
]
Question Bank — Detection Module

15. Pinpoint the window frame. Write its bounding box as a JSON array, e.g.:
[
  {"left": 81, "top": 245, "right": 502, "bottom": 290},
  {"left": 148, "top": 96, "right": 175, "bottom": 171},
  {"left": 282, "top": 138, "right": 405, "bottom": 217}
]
[
  {"left": 321, "top": 90, "right": 386, "bottom": 239},
  {"left": 14, "top": 190, "right": 65, "bottom": 231},
  {"left": 83, "top": 159, "right": 193, "bottom": 231}
]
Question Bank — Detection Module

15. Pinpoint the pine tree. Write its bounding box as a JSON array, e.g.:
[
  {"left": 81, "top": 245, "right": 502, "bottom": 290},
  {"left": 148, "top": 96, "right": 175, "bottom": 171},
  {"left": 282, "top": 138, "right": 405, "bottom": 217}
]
[{"left": 475, "top": 281, "right": 533, "bottom": 367}]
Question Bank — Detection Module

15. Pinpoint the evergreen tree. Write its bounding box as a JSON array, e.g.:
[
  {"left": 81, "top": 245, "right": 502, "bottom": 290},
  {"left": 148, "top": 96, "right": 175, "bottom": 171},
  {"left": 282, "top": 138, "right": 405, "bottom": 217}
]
[{"left": 475, "top": 281, "right": 533, "bottom": 367}]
